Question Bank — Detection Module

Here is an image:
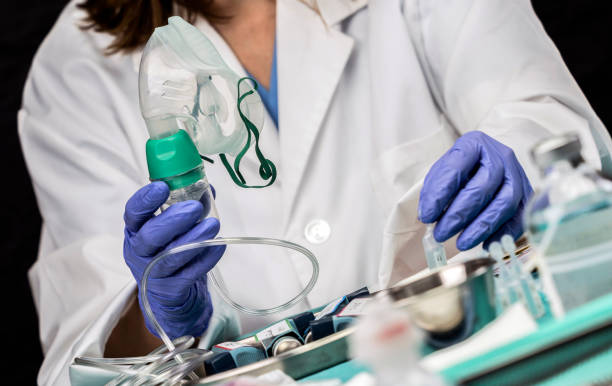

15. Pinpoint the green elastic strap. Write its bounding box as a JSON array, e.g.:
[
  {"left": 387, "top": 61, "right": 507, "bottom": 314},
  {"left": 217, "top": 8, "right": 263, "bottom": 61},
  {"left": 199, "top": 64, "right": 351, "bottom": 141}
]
[{"left": 219, "top": 77, "right": 277, "bottom": 189}]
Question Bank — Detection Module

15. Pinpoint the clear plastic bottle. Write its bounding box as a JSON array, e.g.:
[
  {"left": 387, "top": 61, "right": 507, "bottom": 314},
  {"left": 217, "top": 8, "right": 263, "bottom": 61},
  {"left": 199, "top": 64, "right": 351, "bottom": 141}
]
[
  {"left": 422, "top": 224, "right": 447, "bottom": 269},
  {"left": 146, "top": 129, "right": 219, "bottom": 221},
  {"left": 525, "top": 133, "right": 612, "bottom": 316},
  {"left": 161, "top": 172, "right": 218, "bottom": 220}
]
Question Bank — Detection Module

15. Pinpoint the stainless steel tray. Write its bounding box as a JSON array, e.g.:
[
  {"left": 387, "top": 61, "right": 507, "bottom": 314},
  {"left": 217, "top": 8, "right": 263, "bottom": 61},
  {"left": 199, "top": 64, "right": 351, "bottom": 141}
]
[
  {"left": 197, "top": 327, "right": 354, "bottom": 385},
  {"left": 197, "top": 257, "right": 496, "bottom": 384}
]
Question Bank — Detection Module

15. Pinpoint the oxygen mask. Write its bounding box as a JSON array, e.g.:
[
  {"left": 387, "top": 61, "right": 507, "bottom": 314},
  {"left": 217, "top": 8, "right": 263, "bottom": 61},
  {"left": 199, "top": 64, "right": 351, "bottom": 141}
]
[{"left": 139, "top": 16, "right": 275, "bottom": 188}]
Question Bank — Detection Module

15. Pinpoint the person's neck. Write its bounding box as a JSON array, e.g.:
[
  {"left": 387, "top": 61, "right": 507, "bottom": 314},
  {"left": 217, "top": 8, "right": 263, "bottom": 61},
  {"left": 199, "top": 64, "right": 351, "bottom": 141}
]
[{"left": 208, "top": 0, "right": 276, "bottom": 89}]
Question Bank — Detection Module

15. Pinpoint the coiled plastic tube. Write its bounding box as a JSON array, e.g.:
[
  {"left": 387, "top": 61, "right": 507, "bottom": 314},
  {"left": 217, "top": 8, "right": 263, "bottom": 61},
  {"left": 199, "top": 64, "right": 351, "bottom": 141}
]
[
  {"left": 76, "top": 236, "right": 319, "bottom": 385},
  {"left": 150, "top": 237, "right": 320, "bottom": 322},
  {"left": 76, "top": 336, "right": 208, "bottom": 385}
]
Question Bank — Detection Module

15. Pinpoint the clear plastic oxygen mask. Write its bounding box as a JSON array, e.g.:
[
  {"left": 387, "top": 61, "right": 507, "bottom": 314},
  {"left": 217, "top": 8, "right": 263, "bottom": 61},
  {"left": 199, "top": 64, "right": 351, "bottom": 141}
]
[
  {"left": 138, "top": 17, "right": 319, "bottom": 318},
  {"left": 139, "top": 16, "right": 276, "bottom": 189}
]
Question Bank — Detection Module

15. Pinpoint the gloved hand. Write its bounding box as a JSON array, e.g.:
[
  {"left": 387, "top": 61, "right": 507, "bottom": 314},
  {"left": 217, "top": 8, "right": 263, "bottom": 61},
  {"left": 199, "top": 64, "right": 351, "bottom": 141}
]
[
  {"left": 418, "top": 131, "right": 533, "bottom": 250},
  {"left": 123, "top": 182, "right": 225, "bottom": 339}
]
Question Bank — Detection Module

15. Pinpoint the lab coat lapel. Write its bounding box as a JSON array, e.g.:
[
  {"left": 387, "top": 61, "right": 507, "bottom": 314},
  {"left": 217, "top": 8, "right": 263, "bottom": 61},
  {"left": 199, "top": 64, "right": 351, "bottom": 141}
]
[{"left": 277, "top": 0, "right": 361, "bottom": 227}]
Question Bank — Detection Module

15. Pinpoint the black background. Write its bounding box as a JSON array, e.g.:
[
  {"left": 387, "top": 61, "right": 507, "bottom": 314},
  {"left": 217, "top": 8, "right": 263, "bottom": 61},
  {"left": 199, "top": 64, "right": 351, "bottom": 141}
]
[{"left": 1, "top": 1, "right": 611, "bottom": 383}]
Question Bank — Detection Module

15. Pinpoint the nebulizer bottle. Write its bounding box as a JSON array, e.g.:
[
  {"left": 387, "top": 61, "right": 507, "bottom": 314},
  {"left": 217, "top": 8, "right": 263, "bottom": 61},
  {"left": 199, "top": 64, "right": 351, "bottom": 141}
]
[
  {"left": 139, "top": 16, "right": 275, "bottom": 191},
  {"left": 145, "top": 126, "right": 218, "bottom": 219},
  {"left": 138, "top": 21, "right": 220, "bottom": 219},
  {"left": 524, "top": 133, "right": 612, "bottom": 317}
]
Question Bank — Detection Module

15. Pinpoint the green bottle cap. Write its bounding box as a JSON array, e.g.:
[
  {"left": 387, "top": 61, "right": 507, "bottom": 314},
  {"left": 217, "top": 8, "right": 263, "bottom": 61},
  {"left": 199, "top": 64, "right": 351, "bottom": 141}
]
[{"left": 146, "top": 129, "right": 204, "bottom": 190}]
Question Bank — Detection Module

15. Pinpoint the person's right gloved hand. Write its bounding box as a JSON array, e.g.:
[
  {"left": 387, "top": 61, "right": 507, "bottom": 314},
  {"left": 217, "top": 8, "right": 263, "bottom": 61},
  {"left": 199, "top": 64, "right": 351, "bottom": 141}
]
[
  {"left": 123, "top": 182, "right": 225, "bottom": 339},
  {"left": 418, "top": 131, "right": 533, "bottom": 251}
]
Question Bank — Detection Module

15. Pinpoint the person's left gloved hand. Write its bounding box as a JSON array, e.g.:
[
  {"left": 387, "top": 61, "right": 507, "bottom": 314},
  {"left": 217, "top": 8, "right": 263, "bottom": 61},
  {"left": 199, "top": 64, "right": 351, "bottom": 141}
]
[
  {"left": 123, "top": 182, "right": 225, "bottom": 339},
  {"left": 418, "top": 131, "right": 533, "bottom": 250}
]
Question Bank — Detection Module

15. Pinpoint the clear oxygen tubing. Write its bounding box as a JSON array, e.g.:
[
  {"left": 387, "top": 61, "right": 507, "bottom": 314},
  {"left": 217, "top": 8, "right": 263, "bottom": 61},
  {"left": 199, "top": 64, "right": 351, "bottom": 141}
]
[{"left": 75, "top": 236, "right": 319, "bottom": 385}]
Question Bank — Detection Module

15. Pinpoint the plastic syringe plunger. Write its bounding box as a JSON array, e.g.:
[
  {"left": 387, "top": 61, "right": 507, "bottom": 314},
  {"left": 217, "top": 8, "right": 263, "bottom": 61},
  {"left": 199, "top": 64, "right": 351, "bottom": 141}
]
[
  {"left": 489, "top": 242, "right": 514, "bottom": 287},
  {"left": 490, "top": 241, "right": 528, "bottom": 309},
  {"left": 501, "top": 235, "right": 545, "bottom": 318},
  {"left": 488, "top": 242, "right": 504, "bottom": 262},
  {"left": 422, "top": 224, "right": 447, "bottom": 269},
  {"left": 489, "top": 242, "right": 513, "bottom": 310}
]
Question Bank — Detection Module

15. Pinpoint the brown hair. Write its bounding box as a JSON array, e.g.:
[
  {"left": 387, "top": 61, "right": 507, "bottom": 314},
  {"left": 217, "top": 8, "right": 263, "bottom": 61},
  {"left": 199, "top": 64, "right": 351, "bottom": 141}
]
[{"left": 78, "top": 0, "right": 227, "bottom": 54}]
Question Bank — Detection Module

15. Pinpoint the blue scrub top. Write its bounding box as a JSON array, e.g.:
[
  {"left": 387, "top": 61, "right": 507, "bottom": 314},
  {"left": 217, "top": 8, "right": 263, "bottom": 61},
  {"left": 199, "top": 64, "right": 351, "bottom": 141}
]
[{"left": 248, "top": 40, "right": 278, "bottom": 128}]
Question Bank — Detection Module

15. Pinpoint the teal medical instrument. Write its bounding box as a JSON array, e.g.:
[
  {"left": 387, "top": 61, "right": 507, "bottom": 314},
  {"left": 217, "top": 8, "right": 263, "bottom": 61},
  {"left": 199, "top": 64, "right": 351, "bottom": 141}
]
[
  {"left": 206, "top": 312, "right": 311, "bottom": 375},
  {"left": 307, "top": 315, "right": 356, "bottom": 342},
  {"left": 207, "top": 342, "right": 266, "bottom": 375},
  {"left": 254, "top": 319, "right": 305, "bottom": 357},
  {"left": 204, "top": 351, "right": 238, "bottom": 375},
  {"left": 271, "top": 336, "right": 303, "bottom": 356},
  {"left": 290, "top": 311, "right": 316, "bottom": 337}
]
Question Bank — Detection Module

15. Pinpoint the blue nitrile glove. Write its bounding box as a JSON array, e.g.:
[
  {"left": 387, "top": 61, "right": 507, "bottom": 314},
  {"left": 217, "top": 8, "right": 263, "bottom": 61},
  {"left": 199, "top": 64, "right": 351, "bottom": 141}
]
[
  {"left": 418, "top": 131, "right": 533, "bottom": 250},
  {"left": 123, "top": 182, "right": 225, "bottom": 339}
]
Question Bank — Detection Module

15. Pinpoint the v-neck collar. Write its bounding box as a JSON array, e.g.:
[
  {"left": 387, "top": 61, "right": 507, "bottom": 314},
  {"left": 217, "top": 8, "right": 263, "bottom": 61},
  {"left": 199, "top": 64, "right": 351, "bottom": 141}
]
[{"left": 248, "top": 38, "right": 279, "bottom": 127}]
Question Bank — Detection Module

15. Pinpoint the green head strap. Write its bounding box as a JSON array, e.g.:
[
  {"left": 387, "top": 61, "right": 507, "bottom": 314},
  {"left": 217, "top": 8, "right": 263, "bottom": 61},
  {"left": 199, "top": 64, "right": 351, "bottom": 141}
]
[{"left": 218, "top": 77, "right": 277, "bottom": 189}]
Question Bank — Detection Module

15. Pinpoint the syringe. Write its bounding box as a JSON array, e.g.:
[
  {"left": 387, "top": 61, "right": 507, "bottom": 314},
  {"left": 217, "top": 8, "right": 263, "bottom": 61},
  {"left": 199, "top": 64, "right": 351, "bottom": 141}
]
[
  {"left": 501, "top": 235, "right": 545, "bottom": 318},
  {"left": 422, "top": 224, "right": 447, "bottom": 269},
  {"left": 488, "top": 242, "right": 515, "bottom": 311}
]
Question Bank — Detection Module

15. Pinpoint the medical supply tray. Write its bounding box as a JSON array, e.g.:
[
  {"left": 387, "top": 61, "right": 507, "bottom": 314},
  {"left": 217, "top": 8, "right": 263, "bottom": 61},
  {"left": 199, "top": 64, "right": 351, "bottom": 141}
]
[{"left": 441, "top": 292, "right": 612, "bottom": 385}]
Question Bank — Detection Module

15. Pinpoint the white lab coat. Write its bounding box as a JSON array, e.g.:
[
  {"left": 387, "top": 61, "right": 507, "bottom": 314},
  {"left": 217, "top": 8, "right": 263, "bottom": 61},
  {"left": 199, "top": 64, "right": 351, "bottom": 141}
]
[{"left": 18, "top": 0, "right": 612, "bottom": 384}]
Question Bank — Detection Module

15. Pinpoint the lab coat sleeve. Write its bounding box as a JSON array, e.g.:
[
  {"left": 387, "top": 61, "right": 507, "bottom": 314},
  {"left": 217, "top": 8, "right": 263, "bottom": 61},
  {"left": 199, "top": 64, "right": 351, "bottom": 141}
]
[
  {"left": 18, "top": 4, "right": 238, "bottom": 385},
  {"left": 17, "top": 6, "right": 148, "bottom": 385},
  {"left": 403, "top": 0, "right": 612, "bottom": 183}
]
